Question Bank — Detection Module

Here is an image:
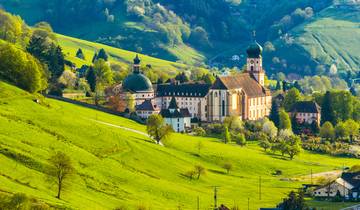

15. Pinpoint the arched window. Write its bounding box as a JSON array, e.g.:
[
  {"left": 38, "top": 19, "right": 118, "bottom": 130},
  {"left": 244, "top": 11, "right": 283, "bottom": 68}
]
[
  {"left": 251, "top": 66, "right": 254, "bottom": 71},
  {"left": 222, "top": 100, "right": 225, "bottom": 116}
]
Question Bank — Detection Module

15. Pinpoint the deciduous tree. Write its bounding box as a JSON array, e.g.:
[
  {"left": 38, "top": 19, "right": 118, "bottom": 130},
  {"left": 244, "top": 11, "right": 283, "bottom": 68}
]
[{"left": 146, "top": 115, "right": 173, "bottom": 144}]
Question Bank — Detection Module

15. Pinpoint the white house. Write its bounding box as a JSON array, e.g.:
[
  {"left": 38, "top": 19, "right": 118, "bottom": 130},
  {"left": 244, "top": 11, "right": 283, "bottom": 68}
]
[{"left": 160, "top": 97, "right": 191, "bottom": 132}]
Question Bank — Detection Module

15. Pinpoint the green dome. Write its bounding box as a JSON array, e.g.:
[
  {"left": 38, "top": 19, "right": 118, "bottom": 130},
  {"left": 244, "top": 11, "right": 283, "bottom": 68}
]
[
  {"left": 123, "top": 72, "right": 153, "bottom": 92},
  {"left": 246, "top": 41, "right": 263, "bottom": 58}
]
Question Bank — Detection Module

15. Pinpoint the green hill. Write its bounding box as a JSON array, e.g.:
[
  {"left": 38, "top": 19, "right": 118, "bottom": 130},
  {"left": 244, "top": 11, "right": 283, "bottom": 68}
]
[
  {"left": 0, "top": 81, "right": 358, "bottom": 209},
  {"left": 267, "top": 4, "right": 360, "bottom": 74},
  {"left": 57, "top": 34, "right": 205, "bottom": 77}
]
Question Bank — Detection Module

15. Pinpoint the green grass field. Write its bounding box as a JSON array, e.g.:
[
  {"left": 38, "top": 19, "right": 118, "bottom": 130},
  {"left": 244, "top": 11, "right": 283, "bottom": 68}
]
[
  {"left": 0, "top": 81, "right": 359, "bottom": 210},
  {"left": 57, "top": 34, "right": 207, "bottom": 77}
]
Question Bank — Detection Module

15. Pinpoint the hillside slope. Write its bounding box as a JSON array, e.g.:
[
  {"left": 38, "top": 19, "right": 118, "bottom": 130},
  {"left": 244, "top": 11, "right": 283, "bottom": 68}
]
[
  {"left": 0, "top": 81, "right": 359, "bottom": 209},
  {"left": 267, "top": 4, "right": 360, "bottom": 74},
  {"left": 57, "top": 34, "right": 206, "bottom": 77}
]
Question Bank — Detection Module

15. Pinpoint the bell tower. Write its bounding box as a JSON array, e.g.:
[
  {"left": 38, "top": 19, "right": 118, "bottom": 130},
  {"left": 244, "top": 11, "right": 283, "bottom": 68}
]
[
  {"left": 246, "top": 36, "right": 265, "bottom": 86},
  {"left": 133, "top": 54, "right": 141, "bottom": 74}
]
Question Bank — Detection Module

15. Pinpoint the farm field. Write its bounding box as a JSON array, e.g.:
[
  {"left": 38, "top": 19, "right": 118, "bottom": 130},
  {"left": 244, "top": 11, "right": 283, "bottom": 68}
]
[{"left": 0, "top": 81, "right": 358, "bottom": 209}]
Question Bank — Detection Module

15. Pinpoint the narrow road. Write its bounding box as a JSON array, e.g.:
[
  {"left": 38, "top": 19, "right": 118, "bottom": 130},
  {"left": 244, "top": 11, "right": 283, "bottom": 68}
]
[{"left": 88, "top": 119, "right": 164, "bottom": 146}]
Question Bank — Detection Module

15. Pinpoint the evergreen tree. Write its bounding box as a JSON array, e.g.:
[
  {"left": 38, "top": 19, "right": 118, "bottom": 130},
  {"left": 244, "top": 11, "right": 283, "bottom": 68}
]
[
  {"left": 223, "top": 126, "right": 231, "bottom": 144},
  {"left": 175, "top": 72, "right": 189, "bottom": 83},
  {"left": 279, "top": 109, "right": 292, "bottom": 130},
  {"left": 97, "top": 48, "right": 108, "bottom": 61},
  {"left": 85, "top": 66, "right": 96, "bottom": 92},
  {"left": 269, "top": 100, "right": 280, "bottom": 128},
  {"left": 275, "top": 80, "right": 282, "bottom": 90},
  {"left": 350, "top": 86, "right": 357, "bottom": 96},
  {"left": 76, "top": 48, "right": 85, "bottom": 60},
  {"left": 92, "top": 52, "right": 98, "bottom": 63},
  {"left": 277, "top": 191, "right": 307, "bottom": 210},
  {"left": 321, "top": 91, "right": 335, "bottom": 125}
]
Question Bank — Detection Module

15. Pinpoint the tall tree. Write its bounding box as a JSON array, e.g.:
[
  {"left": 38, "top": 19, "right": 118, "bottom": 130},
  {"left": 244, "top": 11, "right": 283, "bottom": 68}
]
[
  {"left": 48, "top": 152, "right": 74, "bottom": 199},
  {"left": 283, "top": 88, "right": 301, "bottom": 111},
  {"left": 93, "top": 59, "right": 113, "bottom": 105},
  {"left": 321, "top": 91, "right": 335, "bottom": 125},
  {"left": 97, "top": 48, "right": 108, "bottom": 61},
  {"left": 223, "top": 126, "right": 231, "bottom": 144},
  {"left": 85, "top": 66, "right": 96, "bottom": 92},
  {"left": 76, "top": 48, "right": 85, "bottom": 60},
  {"left": 279, "top": 109, "right": 292, "bottom": 130},
  {"left": 269, "top": 100, "right": 280, "bottom": 128},
  {"left": 345, "top": 119, "right": 359, "bottom": 144}
]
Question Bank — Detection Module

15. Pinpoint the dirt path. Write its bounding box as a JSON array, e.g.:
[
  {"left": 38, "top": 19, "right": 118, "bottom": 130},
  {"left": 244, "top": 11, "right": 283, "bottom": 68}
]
[{"left": 88, "top": 119, "right": 164, "bottom": 146}]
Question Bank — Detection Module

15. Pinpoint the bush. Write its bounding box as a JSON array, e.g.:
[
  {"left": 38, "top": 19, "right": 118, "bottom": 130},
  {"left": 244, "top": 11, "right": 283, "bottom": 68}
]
[
  {"left": 194, "top": 127, "right": 206, "bottom": 136},
  {"left": 234, "top": 133, "right": 246, "bottom": 146}
]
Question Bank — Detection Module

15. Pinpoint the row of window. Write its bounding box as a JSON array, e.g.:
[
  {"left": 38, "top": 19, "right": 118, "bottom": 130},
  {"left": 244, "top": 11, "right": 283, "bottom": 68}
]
[
  {"left": 162, "top": 92, "right": 202, "bottom": 97},
  {"left": 249, "top": 97, "right": 267, "bottom": 106}
]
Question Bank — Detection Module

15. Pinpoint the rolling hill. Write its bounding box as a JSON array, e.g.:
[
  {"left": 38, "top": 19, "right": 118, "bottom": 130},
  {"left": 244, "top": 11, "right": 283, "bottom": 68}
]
[
  {"left": 57, "top": 34, "right": 206, "bottom": 77},
  {"left": 0, "top": 81, "right": 359, "bottom": 209},
  {"left": 266, "top": 4, "right": 360, "bottom": 75}
]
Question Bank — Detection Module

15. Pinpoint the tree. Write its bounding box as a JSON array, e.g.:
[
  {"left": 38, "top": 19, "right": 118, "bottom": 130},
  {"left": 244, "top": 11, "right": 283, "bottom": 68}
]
[
  {"left": 286, "top": 135, "right": 302, "bottom": 160},
  {"left": 194, "top": 127, "right": 206, "bottom": 137},
  {"left": 259, "top": 137, "right": 271, "bottom": 152},
  {"left": 224, "top": 116, "right": 242, "bottom": 131},
  {"left": 321, "top": 91, "right": 335, "bottom": 125},
  {"left": 275, "top": 80, "right": 282, "bottom": 90},
  {"left": 283, "top": 88, "right": 301, "bottom": 111},
  {"left": 344, "top": 119, "right": 359, "bottom": 144},
  {"left": 194, "top": 165, "right": 206, "bottom": 180},
  {"left": 93, "top": 59, "right": 113, "bottom": 105},
  {"left": 277, "top": 191, "right": 307, "bottom": 210},
  {"left": 335, "top": 121, "right": 348, "bottom": 140},
  {"left": 58, "top": 70, "right": 77, "bottom": 89},
  {"left": 97, "top": 48, "right": 108, "bottom": 61},
  {"left": 279, "top": 109, "right": 292, "bottom": 130},
  {"left": 262, "top": 119, "right": 278, "bottom": 139},
  {"left": 196, "top": 141, "right": 204, "bottom": 156},
  {"left": 92, "top": 52, "right": 98, "bottom": 63},
  {"left": 146, "top": 115, "right": 173, "bottom": 144},
  {"left": 175, "top": 72, "right": 189, "bottom": 83},
  {"left": 0, "top": 42, "right": 47, "bottom": 93},
  {"left": 201, "top": 73, "right": 216, "bottom": 84},
  {"left": 27, "top": 33, "right": 64, "bottom": 83},
  {"left": 223, "top": 162, "right": 233, "bottom": 174},
  {"left": 48, "top": 152, "right": 74, "bottom": 199},
  {"left": 234, "top": 133, "right": 246, "bottom": 146},
  {"left": 76, "top": 48, "right": 85, "bottom": 60},
  {"left": 223, "top": 126, "right": 231, "bottom": 144},
  {"left": 86, "top": 66, "right": 96, "bottom": 92},
  {"left": 269, "top": 100, "right": 280, "bottom": 128},
  {"left": 320, "top": 121, "right": 335, "bottom": 142}
]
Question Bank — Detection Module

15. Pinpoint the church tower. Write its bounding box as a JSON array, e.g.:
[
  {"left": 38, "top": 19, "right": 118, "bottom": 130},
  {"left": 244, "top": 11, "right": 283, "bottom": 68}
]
[
  {"left": 133, "top": 54, "right": 141, "bottom": 73},
  {"left": 246, "top": 41, "right": 265, "bottom": 86}
]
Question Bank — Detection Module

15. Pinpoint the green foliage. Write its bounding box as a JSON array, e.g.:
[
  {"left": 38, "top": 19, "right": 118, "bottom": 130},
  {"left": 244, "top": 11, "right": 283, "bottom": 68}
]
[
  {"left": 223, "top": 162, "right": 233, "bottom": 174},
  {"left": 48, "top": 151, "right": 74, "bottom": 199},
  {"left": 0, "top": 41, "right": 47, "bottom": 93},
  {"left": 194, "top": 164, "right": 206, "bottom": 180},
  {"left": 283, "top": 88, "right": 301, "bottom": 111},
  {"left": 146, "top": 114, "right": 173, "bottom": 144},
  {"left": 76, "top": 48, "right": 85, "bottom": 60},
  {"left": 279, "top": 109, "right": 292, "bottom": 130},
  {"left": 194, "top": 127, "right": 206, "bottom": 137},
  {"left": 269, "top": 100, "right": 280, "bottom": 129},
  {"left": 96, "top": 48, "right": 108, "bottom": 61},
  {"left": 277, "top": 191, "right": 307, "bottom": 210},
  {"left": 0, "top": 9, "right": 30, "bottom": 46},
  {"left": 27, "top": 26, "right": 64, "bottom": 82},
  {"left": 223, "top": 126, "right": 231, "bottom": 144},
  {"left": 85, "top": 66, "right": 96, "bottom": 92},
  {"left": 234, "top": 133, "right": 246, "bottom": 147},
  {"left": 320, "top": 121, "right": 335, "bottom": 141},
  {"left": 344, "top": 119, "right": 359, "bottom": 143}
]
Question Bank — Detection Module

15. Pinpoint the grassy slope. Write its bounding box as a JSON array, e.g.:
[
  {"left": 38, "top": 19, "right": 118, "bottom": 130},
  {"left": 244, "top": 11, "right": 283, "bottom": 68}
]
[
  {"left": 0, "top": 82, "right": 359, "bottom": 209},
  {"left": 58, "top": 34, "right": 206, "bottom": 77},
  {"left": 272, "top": 5, "right": 360, "bottom": 73},
  {"left": 0, "top": 0, "right": 205, "bottom": 65}
]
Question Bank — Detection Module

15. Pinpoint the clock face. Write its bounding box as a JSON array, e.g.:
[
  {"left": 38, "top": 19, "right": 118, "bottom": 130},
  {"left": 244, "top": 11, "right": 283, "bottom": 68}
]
[{"left": 250, "top": 60, "right": 254, "bottom": 64}]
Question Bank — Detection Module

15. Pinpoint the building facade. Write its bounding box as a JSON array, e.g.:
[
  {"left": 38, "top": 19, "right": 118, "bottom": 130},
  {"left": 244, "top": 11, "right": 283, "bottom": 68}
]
[
  {"left": 160, "top": 97, "right": 191, "bottom": 132},
  {"left": 289, "top": 101, "right": 321, "bottom": 126},
  {"left": 155, "top": 83, "right": 210, "bottom": 121},
  {"left": 207, "top": 41, "right": 272, "bottom": 122}
]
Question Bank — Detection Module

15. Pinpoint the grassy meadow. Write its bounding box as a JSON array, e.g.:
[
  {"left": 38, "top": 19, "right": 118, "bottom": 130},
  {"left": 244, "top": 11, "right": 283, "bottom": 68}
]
[{"left": 0, "top": 81, "right": 359, "bottom": 209}]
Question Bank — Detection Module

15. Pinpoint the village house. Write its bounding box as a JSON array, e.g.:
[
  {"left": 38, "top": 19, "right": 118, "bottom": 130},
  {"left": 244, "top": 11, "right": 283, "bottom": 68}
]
[
  {"left": 313, "top": 171, "right": 360, "bottom": 200},
  {"left": 207, "top": 41, "right": 272, "bottom": 122},
  {"left": 160, "top": 97, "right": 191, "bottom": 132},
  {"left": 289, "top": 101, "right": 321, "bottom": 126},
  {"left": 135, "top": 99, "right": 160, "bottom": 119}
]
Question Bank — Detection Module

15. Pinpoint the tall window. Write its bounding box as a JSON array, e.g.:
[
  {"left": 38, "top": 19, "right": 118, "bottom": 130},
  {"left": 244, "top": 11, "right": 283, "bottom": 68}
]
[{"left": 222, "top": 100, "right": 225, "bottom": 116}]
